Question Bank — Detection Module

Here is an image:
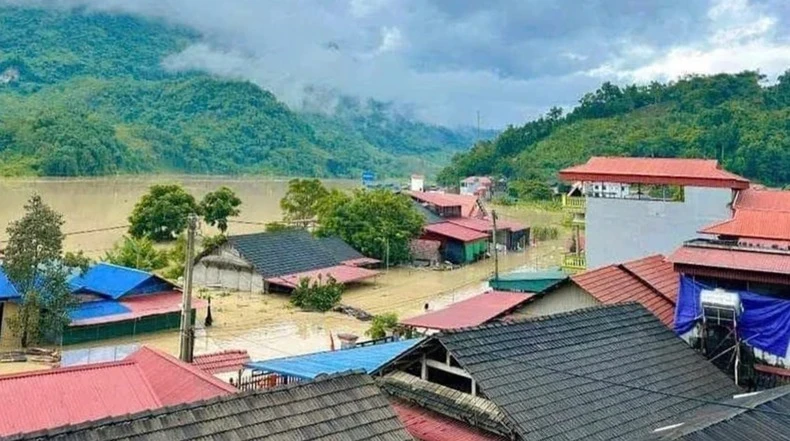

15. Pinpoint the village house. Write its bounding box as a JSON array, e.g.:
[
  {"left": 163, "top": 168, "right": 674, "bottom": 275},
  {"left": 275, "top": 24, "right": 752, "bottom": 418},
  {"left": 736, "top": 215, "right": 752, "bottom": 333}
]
[
  {"left": 8, "top": 372, "right": 413, "bottom": 441},
  {"left": 559, "top": 157, "right": 750, "bottom": 271},
  {"left": 460, "top": 175, "right": 493, "bottom": 199},
  {"left": 374, "top": 303, "right": 758, "bottom": 440},
  {"left": 193, "top": 229, "right": 379, "bottom": 293},
  {"left": 1, "top": 262, "right": 201, "bottom": 346},
  {"left": 0, "top": 346, "right": 235, "bottom": 437}
]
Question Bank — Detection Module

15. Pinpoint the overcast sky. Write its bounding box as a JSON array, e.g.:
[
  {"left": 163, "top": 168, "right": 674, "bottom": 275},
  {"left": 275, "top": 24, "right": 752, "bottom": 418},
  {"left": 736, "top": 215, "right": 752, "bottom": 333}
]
[{"left": 12, "top": 0, "right": 790, "bottom": 127}]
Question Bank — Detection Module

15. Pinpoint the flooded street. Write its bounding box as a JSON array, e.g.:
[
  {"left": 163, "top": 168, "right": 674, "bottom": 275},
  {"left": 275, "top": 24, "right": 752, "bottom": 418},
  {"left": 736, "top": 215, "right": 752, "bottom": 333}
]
[
  {"left": 0, "top": 176, "right": 354, "bottom": 255},
  {"left": 0, "top": 176, "right": 568, "bottom": 373}
]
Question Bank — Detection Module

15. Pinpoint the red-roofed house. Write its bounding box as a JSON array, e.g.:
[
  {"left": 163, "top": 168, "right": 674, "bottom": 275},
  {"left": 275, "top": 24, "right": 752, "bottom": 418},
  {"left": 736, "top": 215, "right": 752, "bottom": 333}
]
[
  {"left": 193, "top": 350, "right": 251, "bottom": 381},
  {"left": 0, "top": 346, "right": 235, "bottom": 437},
  {"left": 699, "top": 187, "right": 790, "bottom": 247},
  {"left": 421, "top": 222, "right": 489, "bottom": 264},
  {"left": 401, "top": 291, "right": 534, "bottom": 332},
  {"left": 558, "top": 157, "right": 748, "bottom": 269},
  {"left": 510, "top": 254, "right": 678, "bottom": 327},
  {"left": 408, "top": 191, "right": 484, "bottom": 218}
]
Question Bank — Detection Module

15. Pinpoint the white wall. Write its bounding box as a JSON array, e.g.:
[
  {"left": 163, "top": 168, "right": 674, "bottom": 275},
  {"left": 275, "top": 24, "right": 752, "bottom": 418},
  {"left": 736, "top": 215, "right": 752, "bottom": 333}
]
[
  {"left": 586, "top": 186, "right": 733, "bottom": 268},
  {"left": 512, "top": 284, "right": 601, "bottom": 318}
]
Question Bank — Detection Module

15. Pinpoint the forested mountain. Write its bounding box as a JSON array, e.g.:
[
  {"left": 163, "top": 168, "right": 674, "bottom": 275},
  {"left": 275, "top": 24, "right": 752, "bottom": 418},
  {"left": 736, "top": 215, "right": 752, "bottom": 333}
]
[
  {"left": 439, "top": 72, "right": 790, "bottom": 187},
  {"left": 0, "top": 7, "right": 490, "bottom": 178}
]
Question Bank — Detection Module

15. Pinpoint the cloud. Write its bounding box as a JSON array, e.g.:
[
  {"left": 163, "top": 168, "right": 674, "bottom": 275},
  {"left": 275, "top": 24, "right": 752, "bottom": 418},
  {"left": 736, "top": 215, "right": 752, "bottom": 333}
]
[{"left": 4, "top": 0, "right": 790, "bottom": 126}]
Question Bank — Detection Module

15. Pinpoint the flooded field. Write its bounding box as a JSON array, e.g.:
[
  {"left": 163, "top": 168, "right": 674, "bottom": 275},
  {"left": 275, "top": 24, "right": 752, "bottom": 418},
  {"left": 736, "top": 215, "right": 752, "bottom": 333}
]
[{"left": 0, "top": 176, "right": 354, "bottom": 256}]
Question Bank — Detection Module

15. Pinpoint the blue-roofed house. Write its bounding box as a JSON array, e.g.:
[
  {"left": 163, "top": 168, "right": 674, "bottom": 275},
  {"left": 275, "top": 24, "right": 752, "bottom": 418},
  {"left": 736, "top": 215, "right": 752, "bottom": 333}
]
[{"left": 243, "top": 338, "right": 424, "bottom": 386}]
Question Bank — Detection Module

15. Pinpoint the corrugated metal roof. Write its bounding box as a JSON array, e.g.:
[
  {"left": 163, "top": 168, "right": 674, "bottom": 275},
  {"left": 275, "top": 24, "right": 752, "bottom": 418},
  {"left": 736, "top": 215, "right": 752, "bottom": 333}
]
[
  {"left": 392, "top": 402, "right": 507, "bottom": 441},
  {"left": 265, "top": 264, "right": 379, "bottom": 289},
  {"left": 68, "top": 263, "right": 169, "bottom": 299},
  {"left": 0, "top": 361, "right": 162, "bottom": 437},
  {"left": 424, "top": 222, "right": 489, "bottom": 243},
  {"left": 68, "top": 292, "right": 206, "bottom": 326},
  {"left": 246, "top": 338, "right": 423, "bottom": 379},
  {"left": 559, "top": 157, "right": 750, "bottom": 189},
  {"left": 192, "top": 350, "right": 251, "bottom": 374},
  {"left": 445, "top": 217, "right": 528, "bottom": 233},
  {"left": 700, "top": 209, "right": 790, "bottom": 241},
  {"left": 668, "top": 244, "right": 790, "bottom": 276},
  {"left": 571, "top": 254, "right": 677, "bottom": 326},
  {"left": 401, "top": 291, "right": 533, "bottom": 330},
  {"left": 0, "top": 267, "right": 20, "bottom": 300},
  {"left": 68, "top": 300, "right": 131, "bottom": 321},
  {"left": 409, "top": 192, "right": 481, "bottom": 217}
]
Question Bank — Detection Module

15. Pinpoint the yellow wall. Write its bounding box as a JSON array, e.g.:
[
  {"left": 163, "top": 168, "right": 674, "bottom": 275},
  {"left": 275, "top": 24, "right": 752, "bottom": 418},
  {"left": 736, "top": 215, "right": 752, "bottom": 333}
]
[{"left": 0, "top": 302, "right": 21, "bottom": 348}]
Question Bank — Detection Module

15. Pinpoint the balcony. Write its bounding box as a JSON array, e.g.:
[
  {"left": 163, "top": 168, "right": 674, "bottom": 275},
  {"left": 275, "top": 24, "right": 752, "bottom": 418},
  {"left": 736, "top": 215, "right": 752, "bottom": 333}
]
[
  {"left": 562, "top": 252, "right": 586, "bottom": 272},
  {"left": 562, "top": 195, "right": 586, "bottom": 213}
]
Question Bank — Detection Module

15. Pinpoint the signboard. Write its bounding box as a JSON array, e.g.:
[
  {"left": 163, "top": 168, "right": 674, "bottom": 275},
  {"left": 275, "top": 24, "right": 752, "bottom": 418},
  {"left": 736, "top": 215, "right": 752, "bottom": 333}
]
[{"left": 362, "top": 171, "right": 375, "bottom": 187}]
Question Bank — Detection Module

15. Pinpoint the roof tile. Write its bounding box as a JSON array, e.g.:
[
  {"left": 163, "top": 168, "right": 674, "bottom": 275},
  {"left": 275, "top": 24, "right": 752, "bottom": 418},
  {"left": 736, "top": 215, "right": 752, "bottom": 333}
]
[{"left": 668, "top": 244, "right": 790, "bottom": 275}]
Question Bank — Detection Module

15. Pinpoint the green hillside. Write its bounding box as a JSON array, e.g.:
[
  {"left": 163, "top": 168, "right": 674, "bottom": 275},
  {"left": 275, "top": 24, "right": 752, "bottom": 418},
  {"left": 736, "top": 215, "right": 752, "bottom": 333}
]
[
  {"left": 439, "top": 72, "right": 790, "bottom": 187},
  {"left": 0, "top": 7, "right": 486, "bottom": 178}
]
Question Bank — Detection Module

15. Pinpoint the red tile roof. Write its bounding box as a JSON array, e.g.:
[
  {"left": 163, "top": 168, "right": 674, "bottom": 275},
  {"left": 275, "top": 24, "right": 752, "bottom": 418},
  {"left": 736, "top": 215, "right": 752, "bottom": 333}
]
[
  {"left": 446, "top": 217, "right": 527, "bottom": 233},
  {"left": 559, "top": 157, "right": 750, "bottom": 189},
  {"left": 424, "top": 222, "right": 489, "bottom": 243},
  {"left": 265, "top": 265, "right": 379, "bottom": 289},
  {"left": 571, "top": 254, "right": 677, "bottom": 326},
  {"left": 668, "top": 244, "right": 790, "bottom": 276},
  {"left": 700, "top": 209, "right": 790, "bottom": 241},
  {"left": 409, "top": 192, "right": 481, "bottom": 217},
  {"left": 192, "top": 350, "right": 251, "bottom": 375},
  {"left": 125, "top": 347, "right": 237, "bottom": 406},
  {"left": 70, "top": 291, "right": 207, "bottom": 326},
  {"left": 735, "top": 187, "right": 790, "bottom": 212},
  {"left": 392, "top": 402, "right": 506, "bottom": 441},
  {"left": 0, "top": 347, "right": 234, "bottom": 437},
  {"left": 401, "top": 291, "right": 533, "bottom": 330}
]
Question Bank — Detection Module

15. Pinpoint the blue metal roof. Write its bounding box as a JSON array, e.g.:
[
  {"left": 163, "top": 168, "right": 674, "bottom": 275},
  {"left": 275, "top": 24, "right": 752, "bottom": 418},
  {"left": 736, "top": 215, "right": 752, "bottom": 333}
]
[
  {"left": 68, "top": 263, "right": 171, "bottom": 300},
  {"left": 246, "top": 338, "right": 423, "bottom": 380},
  {"left": 68, "top": 300, "right": 131, "bottom": 321},
  {"left": 0, "top": 268, "right": 20, "bottom": 301}
]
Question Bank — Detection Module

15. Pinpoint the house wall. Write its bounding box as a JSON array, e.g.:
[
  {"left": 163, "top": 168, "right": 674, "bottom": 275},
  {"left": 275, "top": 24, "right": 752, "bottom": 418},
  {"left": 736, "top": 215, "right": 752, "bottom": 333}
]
[
  {"left": 513, "top": 283, "right": 600, "bottom": 318},
  {"left": 193, "top": 244, "right": 266, "bottom": 293},
  {"left": 0, "top": 301, "right": 20, "bottom": 346},
  {"left": 586, "top": 187, "right": 733, "bottom": 268}
]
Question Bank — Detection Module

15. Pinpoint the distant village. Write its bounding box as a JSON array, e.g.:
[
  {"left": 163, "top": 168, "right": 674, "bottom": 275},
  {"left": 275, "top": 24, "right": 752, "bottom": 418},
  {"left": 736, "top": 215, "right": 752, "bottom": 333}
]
[{"left": 2, "top": 156, "right": 790, "bottom": 440}]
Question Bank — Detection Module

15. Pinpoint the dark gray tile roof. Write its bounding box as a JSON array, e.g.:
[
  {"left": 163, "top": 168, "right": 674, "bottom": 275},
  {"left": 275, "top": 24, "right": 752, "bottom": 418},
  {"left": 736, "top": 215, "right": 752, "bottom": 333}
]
[
  {"left": 378, "top": 371, "right": 514, "bottom": 438},
  {"left": 437, "top": 303, "right": 741, "bottom": 441},
  {"left": 318, "top": 236, "right": 365, "bottom": 262},
  {"left": 411, "top": 200, "right": 444, "bottom": 225},
  {"left": 12, "top": 372, "right": 413, "bottom": 441},
  {"left": 652, "top": 385, "right": 790, "bottom": 441},
  {"left": 227, "top": 229, "right": 342, "bottom": 278}
]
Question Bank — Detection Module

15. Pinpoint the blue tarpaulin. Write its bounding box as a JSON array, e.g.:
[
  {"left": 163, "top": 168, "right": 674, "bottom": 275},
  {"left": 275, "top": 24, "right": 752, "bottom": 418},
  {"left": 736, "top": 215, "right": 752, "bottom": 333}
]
[
  {"left": 68, "top": 300, "right": 131, "bottom": 321},
  {"left": 245, "top": 338, "right": 423, "bottom": 380},
  {"left": 675, "top": 275, "right": 790, "bottom": 357}
]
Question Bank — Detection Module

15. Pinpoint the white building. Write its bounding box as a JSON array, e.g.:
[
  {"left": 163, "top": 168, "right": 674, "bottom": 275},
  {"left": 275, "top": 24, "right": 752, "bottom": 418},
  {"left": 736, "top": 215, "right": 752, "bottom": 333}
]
[{"left": 410, "top": 174, "right": 425, "bottom": 192}]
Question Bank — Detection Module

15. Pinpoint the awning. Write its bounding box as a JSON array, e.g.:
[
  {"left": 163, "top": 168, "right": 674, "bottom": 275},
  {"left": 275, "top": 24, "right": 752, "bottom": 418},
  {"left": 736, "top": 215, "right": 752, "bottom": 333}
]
[{"left": 265, "top": 265, "right": 379, "bottom": 289}]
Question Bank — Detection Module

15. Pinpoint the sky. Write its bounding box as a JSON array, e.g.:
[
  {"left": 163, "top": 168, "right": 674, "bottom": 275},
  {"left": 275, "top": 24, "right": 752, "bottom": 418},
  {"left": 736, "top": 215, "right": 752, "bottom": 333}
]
[{"left": 10, "top": 0, "right": 790, "bottom": 127}]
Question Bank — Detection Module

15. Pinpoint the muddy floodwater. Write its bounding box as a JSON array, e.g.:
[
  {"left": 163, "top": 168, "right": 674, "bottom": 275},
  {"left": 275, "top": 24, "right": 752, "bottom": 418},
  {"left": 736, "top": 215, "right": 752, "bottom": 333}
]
[{"left": 0, "top": 176, "right": 355, "bottom": 255}]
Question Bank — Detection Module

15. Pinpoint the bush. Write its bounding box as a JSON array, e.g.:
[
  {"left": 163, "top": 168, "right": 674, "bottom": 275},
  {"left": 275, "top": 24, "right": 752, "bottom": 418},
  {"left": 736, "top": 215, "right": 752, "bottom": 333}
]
[
  {"left": 366, "top": 313, "right": 399, "bottom": 339},
  {"left": 532, "top": 225, "right": 559, "bottom": 241},
  {"left": 290, "top": 275, "right": 343, "bottom": 312},
  {"left": 492, "top": 195, "right": 516, "bottom": 206}
]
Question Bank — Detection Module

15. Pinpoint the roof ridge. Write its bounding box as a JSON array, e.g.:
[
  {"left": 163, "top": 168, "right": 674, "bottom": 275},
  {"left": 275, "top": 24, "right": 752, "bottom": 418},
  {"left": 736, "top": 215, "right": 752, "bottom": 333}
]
[
  {"left": 93, "top": 262, "right": 152, "bottom": 277},
  {"left": 439, "top": 302, "right": 646, "bottom": 335},
  {"left": 0, "top": 359, "right": 136, "bottom": 381}
]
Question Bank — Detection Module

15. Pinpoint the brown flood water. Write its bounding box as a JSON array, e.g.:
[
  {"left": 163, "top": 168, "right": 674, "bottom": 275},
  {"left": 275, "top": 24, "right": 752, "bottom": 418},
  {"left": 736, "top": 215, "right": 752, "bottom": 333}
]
[{"left": 0, "top": 176, "right": 355, "bottom": 256}]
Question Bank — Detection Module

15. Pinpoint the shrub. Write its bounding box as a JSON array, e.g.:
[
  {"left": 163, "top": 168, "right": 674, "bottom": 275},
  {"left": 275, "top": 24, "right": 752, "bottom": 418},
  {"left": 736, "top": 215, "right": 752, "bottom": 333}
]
[
  {"left": 290, "top": 275, "right": 343, "bottom": 312},
  {"left": 366, "top": 313, "right": 399, "bottom": 339},
  {"left": 532, "top": 225, "right": 559, "bottom": 241}
]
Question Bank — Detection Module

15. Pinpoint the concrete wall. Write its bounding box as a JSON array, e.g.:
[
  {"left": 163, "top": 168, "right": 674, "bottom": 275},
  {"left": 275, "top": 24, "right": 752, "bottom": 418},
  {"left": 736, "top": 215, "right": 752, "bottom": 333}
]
[
  {"left": 0, "top": 301, "right": 20, "bottom": 347},
  {"left": 586, "top": 187, "right": 733, "bottom": 268},
  {"left": 513, "top": 283, "right": 600, "bottom": 319},
  {"left": 193, "top": 245, "right": 266, "bottom": 293}
]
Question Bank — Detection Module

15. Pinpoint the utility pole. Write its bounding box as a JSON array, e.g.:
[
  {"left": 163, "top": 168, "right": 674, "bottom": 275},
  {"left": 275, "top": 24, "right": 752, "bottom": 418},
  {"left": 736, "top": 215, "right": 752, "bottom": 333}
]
[
  {"left": 492, "top": 210, "right": 499, "bottom": 282},
  {"left": 179, "top": 213, "right": 198, "bottom": 362}
]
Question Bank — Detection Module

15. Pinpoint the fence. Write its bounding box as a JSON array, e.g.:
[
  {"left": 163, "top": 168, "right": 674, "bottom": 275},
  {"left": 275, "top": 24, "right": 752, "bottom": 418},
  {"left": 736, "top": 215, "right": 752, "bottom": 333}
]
[{"left": 236, "top": 372, "right": 303, "bottom": 391}]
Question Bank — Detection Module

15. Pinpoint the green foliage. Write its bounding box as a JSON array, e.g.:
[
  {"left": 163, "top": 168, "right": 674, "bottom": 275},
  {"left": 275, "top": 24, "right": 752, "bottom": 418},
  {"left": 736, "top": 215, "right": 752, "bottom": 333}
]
[
  {"left": 265, "top": 222, "right": 299, "bottom": 233},
  {"left": 290, "top": 275, "right": 343, "bottom": 312},
  {"left": 200, "top": 234, "right": 228, "bottom": 253},
  {"left": 105, "top": 236, "right": 169, "bottom": 271},
  {"left": 532, "top": 225, "right": 559, "bottom": 241},
  {"left": 162, "top": 234, "right": 187, "bottom": 280},
  {"left": 280, "top": 179, "right": 330, "bottom": 222},
  {"left": 0, "top": 7, "right": 482, "bottom": 178},
  {"left": 441, "top": 72, "right": 790, "bottom": 187},
  {"left": 128, "top": 184, "right": 199, "bottom": 241},
  {"left": 63, "top": 251, "right": 92, "bottom": 275},
  {"left": 509, "top": 180, "right": 554, "bottom": 201},
  {"left": 200, "top": 186, "right": 241, "bottom": 233},
  {"left": 366, "top": 313, "right": 399, "bottom": 339},
  {"left": 317, "top": 189, "right": 425, "bottom": 265},
  {"left": 4, "top": 195, "right": 75, "bottom": 346}
]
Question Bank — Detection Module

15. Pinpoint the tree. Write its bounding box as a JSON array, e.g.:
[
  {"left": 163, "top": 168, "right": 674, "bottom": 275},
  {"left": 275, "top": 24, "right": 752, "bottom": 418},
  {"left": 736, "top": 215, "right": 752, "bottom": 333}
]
[
  {"left": 366, "top": 313, "right": 399, "bottom": 339},
  {"left": 290, "top": 275, "right": 343, "bottom": 312},
  {"left": 200, "top": 186, "right": 241, "bottom": 233},
  {"left": 511, "top": 179, "right": 554, "bottom": 201},
  {"left": 317, "top": 189, "right": 424, "bottom": 264},
  {"left": 128, "top": 184, "right": 199, "bottom": 241},
  {"left": 63, "top": 251, "right": 92, "bottom": 275},
  {"left": 105, "top": 236, "right": 169, "bottom": 271},
  {"left": 4, "top": 195, "right": 75, "bottom": 347},
  {"left": 280, "top": 179, "right": 330, "bottom": 222}
]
